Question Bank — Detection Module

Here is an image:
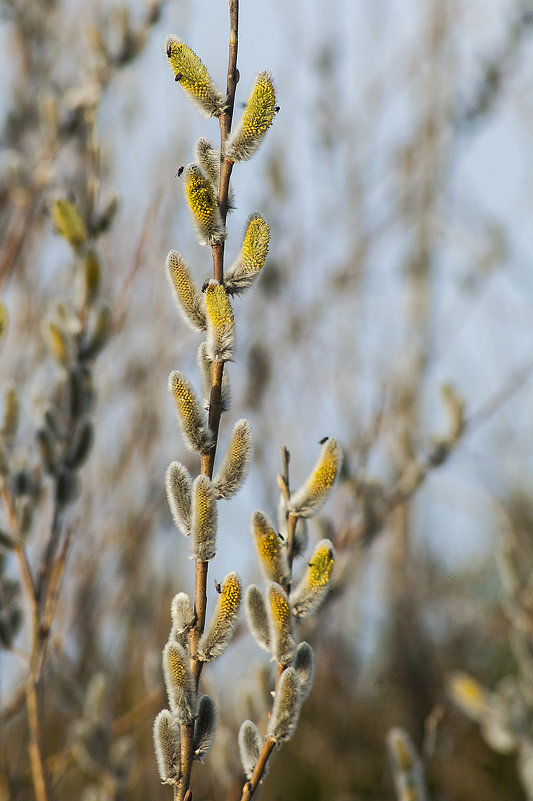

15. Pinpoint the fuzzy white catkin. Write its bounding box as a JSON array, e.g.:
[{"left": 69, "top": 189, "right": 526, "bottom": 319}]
[
  {"left": 170, "top": 592, "right": 195, "bottom": 634},
  {"left": 213, "top": 419, "right": 252, "bottom": 500},
  {"left": 245, "top": 584, "right": 271, "bottom": 653},
  {"left": 165, "top": 462, "right": 192, "bottom": 537},
  {"left": 294, "top": 642, "right": 315, "bottom": 701},
  {"left": 153, "top": 709, "right": 180, "bottom": 783},
  {"left": 267, "top": 668, "right": 301, "bottom": 743},
  {"left": 193, "top": 695, "right": 217, "bottom": 762},
  {"left": 238, "top": 720, "right": 263, "bottom": 779}
]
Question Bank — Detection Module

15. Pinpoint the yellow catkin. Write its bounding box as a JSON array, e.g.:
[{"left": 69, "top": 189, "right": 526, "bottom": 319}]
[
  {"left": 184, "top": 165, "right": 225, "bottom": 246},
  {"left": 165, "top": 36, "right": 225, "bottom": 118},
  {"left": 205, "top": 281, "right": 235, "bottom": 362},
  {"left": 225, "top": 214, "right": 270, "bottom": 295},
  {"left": 191, "top": 475, "right": 217, "bottom": 561},
  {"left": 219, "top": 573, "right": 241, "bottom": 619},
  {"left": 163, "top": 642, "right": 196, "bottom": 723},
  {"left": 169, "top": 371, "right": 212, "bottom": 453},
  {"left": 307, "top": 543, "right": 335, "bottom": 589},
  {"left": 290, "top": 539, "right": 335, "bottom": 621},
  {"left": 51, "top": 198, "right": 87, "bottom": 250},
  {"left": 289, "top": 438, "right": 339, "bottom": 518},
  {"left": 242, "top": 214, "right": 269, "bottom": 270},
  {"left": 252, "top": 511, "right": 289, "bottom": 585},
  {"left": 268, "top": 583, "right": 294, "bottom": 666},
  {"left": 197, "top": 572, "right": 242, "bottom": 661},
  {"left": 166, "top": 250, "right": 207, "bottom": 332},
  {"left": 449, "top": 673, "right": 488, "bottom": 719},
  {"left": 225, "top": 71, "right": 276, "bottom": 162},
  {"left": 167, "top": 646, "right": 188, "bottom": 686}
]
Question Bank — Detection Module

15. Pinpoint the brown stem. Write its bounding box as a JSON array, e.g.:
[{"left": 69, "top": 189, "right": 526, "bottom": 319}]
[
  {"left": 239, "top": 738, "right": 276, "bottom": 801},
  {"left": 26, "top": 675, "right": 49, "bottom": 801}
]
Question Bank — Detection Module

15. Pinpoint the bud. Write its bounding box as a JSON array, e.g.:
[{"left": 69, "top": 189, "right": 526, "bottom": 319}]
[
  {"left": 51, "top": 197, "right": 87, "bottom": 250},
  {"left": 224, "top": 213, "right": 269, "bottom": 295},
  {"left": 205, "top": 281, "right": 235, "bottom": 362},
  {"left": 170, "top": 592, "right": 195, "bottom": 634},
  {"left": 387, "top": 728, "right": 428, "bottom": 801},
  {"left": 191, "top": 475, "right": 217, "bottom": 561},
  {"left": 78, "top": 248, "right": 101, "bottom": 307},
  {"left": 0, "top": 301, "right": 7, "bottom": 340},
  {"left": 80, "top": 305, "right": 112, "bottom": 360},
  {"left": 251, "top": 511, "right": 289, "bottom": 587},
  {"left": 267, "top": 582, "right": 294, "bottom": 667},
  {"left": 294, "top": 642, "right": 315, "bottom": 701},
  {"left": 164, "top": 35, "right": 226, "bottom": 118},
  {"left": 225, "top": 71, "right": 276, "bottom": 163},
  {"left": 162, "top": 641, "right": 197, "bottom": 723},
  {"left": 197, "top": 572, "right": 241, "bottom": 662},
  {"left": 193, "top": 694, "right": 217, "bottom": 762},
  {"left": 213, "top": 419, "right": 252, "bottom": 500},
  {"left": 36, "top": 427, "right": 57, "bottom": 474},
  {"left": 197, "top": 342, "right": 231, "bottom": 413},
  {"left": 195, "top": 138, "right": 220, "bottom": 190},
  {"left": 184, "top": 164, "right": 225, "bottom": 247},
  {"left": 238, "top": 719, "right": 263, "bottom": 779},
  {"left": 169, "top": 371, "right": 213, "bottom": 453},
  {"left": 165, "top": 462, "right": 192, "bottom": 537},
  {"left": 65, "top": 420, "right": 94, "bottom": 469},
  {"left": 46, "top": 321, "right": 71, "bottom": 368},
  {"left": 290, "top": 539, "right": 335, "bottom": 621},
  {"left": 449, "top": 672, "right": 489, "bottom": 722},
  {"left": 1, "top": 385, "right": 20, "bottom": 444},
  {"left": 166, "top": 250, "right": 207, "bottom": 333},
  {"left": 245, "top": 584, "right": 271, "bottom": 654},
  {"left": 267, "top": 667, "right": 301, "bottom": 743},
  {"left": 289, "top": 438, "right": 339, "bottom": 518},
  {"left": 153, "top": 709, "right": 180, "bottom": 783}
]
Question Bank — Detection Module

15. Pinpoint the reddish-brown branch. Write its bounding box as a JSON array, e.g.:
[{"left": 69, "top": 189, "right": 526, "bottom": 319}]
[{"left": 239, "top": 738, "right": 276, "bottom": 801}]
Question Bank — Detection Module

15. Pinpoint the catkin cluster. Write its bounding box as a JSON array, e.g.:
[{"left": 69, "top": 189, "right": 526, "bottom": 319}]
[
  {"left": 239, "top": 439, "right": 339, "bottom": 778},
  {"left": 154, "top": 29, "right": 277, "bottom": 793},
  {"left": 154, "top": 23, "right": 340, "bottom": 799}
]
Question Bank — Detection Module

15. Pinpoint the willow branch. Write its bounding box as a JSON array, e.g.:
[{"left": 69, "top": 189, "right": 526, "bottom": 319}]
[{"left": 179, "top": 5, "right": 240, "bottom": 801}]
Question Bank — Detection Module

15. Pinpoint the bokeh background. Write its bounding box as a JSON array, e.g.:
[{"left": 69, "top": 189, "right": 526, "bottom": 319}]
[{"left": 2, "top": 0, "right": 533, "bottom": 799}]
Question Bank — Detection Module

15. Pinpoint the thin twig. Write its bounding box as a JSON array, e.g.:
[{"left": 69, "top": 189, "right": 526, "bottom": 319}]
[{"left": 239, "top": 739, "right": 276, "bottom": 801}]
